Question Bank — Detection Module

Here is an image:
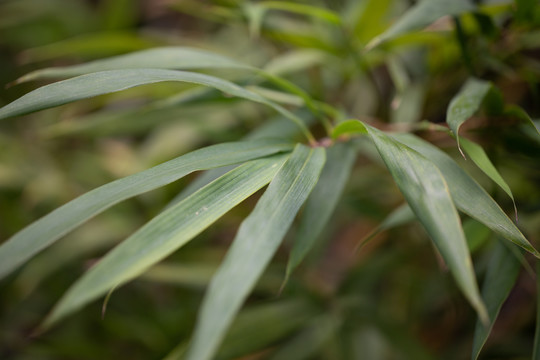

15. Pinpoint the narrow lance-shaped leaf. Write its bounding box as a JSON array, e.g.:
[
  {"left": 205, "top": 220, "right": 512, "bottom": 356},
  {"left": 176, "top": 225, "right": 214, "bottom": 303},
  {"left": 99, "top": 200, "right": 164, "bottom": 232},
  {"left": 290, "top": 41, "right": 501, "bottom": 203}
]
[
  {"left": 446, "top": 78, "right": 492, "bottom": 156},
  {"left": 367, "top": 0, "right": 475, "bottom": 49},
  {"left": 258, "top": 1, "right": 342, "bottom": 25},
  {"left": 365, "top": 124, "right": 487, "bottom": 322},
  {"left": 185, "top": 144, "right": 326, "bottom": 360},
  {"left": 356, "top": 203, "right": 416, "bottom": 251},
  {"left": 286, "top": 143, "right": 356, "bottom": 280},
  {"left": 459, "top": 136, "right": 517, "bottom": 219},
  {"left": 12, "top": 46, "right": 325, "bottom": 133},
  {"left": 42, "top": 154, "right": 290, "bottom": 329},
  {"left": 504, "top": 104, "right": 540, "bottom": 136},
  {"left": 472, "top": 240, "right": 521, "bottom": 360},
  {"left": 0, "top": 139, "right": 292, "bottom": 280},
  {"left": 331, "top": 119, "right": 368, "bottom": 139},
  {"left": 393, "top": 133, "right": 539, "bottom": 257},
  {"left": 0, "top": 69, "right": 314, "bottom": 143},
  {"left": 14, "top": 47, "right": 251, "bottom": 84}
]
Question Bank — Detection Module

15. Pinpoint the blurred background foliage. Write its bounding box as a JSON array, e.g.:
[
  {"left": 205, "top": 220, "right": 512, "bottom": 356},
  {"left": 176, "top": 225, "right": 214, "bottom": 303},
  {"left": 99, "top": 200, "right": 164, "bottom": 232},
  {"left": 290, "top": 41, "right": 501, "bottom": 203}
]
[{"left": 0, "top": 0, "right": 539, "bottom": 359}]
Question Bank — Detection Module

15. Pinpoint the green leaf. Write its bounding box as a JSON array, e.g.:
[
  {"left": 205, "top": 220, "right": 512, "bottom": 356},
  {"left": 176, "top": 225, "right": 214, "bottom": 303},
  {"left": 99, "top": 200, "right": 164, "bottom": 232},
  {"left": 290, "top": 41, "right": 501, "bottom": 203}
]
[
  {"left": 350, "top": 0, "right": 392, "bottom": 44},
  {"left": 471, "top": 240, "right": 521, "bottom": 360},
  {"left": 15, "top": 47, "right": 251, "bottom": 84},
  {"left": 42, "top": 154, "right": 289, "bottom": 329},
  {"left": 164, "top": 300, "right": 317, "bottom": 360},
  {"left": 0, "top": 68, "right": 314, "bottom": 142},
  {"left": 367, "top": 0, "right": 475, "bottom": 49},
  {"left": 263, "top": 49, "right": 328, "bottom": 76},
  {"left": 286, "top": 143, "right": 356, "bottom": 279},
  {"left": 463, "top": 218, "right": 491, "bottom": 254},
  {"left": 269, "top": 315, "right": 341, "bottom": 360},
  {"left": 459, "top": 136, "right": 517, "bottom": 218},
  {"left": 0, "top": 139, "right": 292, "bottom": 280},
  {"left": 392, "top": 133, "right": 540, "bottom": 258},
  {"left": 504, "top": 104, "right": 540, "bottom": 136},
  {"left": 446, "top": 78, "right": 492, "bottom": 155},
  {"left": 217, "top": 300, "right": 317, "bottom": 360},
  {"left": 365, "top": 125, "right": 487, "bottom": 323},
  {"left": 20, "top": 31, "right": 157, "bottom": 63},
  {"left": 185, "top": 144, "right": 326, "bottom": 360},
  {"left": 257, "top": 1, "right": 341, "bottom": 25},
  {"left": 356, "top": 203, "right": 416, "bottom": 250},
  {"left": 331, "top": 119, "right": 368, "bottom": 139}
]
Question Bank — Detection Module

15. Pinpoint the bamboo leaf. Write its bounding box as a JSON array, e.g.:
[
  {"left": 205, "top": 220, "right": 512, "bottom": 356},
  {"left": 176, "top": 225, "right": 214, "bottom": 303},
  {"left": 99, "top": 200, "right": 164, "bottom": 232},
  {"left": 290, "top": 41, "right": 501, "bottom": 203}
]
[
  {"left": 286, "top": 143, "right": 356, "bottom": 279},
  {"left": 0, "top": 139, "right": 292, "bottom": 280},
  {"left": 365, "top": 125, "right": 487, "bottom": 323},
  {"left": 42, "top": 154, "right": 289, "bottom": 329},
  {"left": 459, "top": 136, "right": 517, "bottom": 218},
  {"left": 463, "top": 218, "right": 491, "bottom": 254},
  {"left": 185, "top": 144, "right": 326, "bottom": 360},
  {"left": 258, "top": 1, "right": 342, "bottom": 25},
  {"left": 14, "top": 47, "right": 251, "bottom": 84},
  {"left": 392, "top": 133, "right": 540, "bottom": 258},
  {"left": 0, "top": 69, "right": 314, "bottom": 142},
  {"left": 367, "top": 0, "right": 475, "bottom": 49},
  {"left": 356, "top": 203, "right": 416, "bottom": 250},
  {"left": 504, "top": 104, "right": 540, "bottom": 136},
  {"left": 446, "top": 78, "right": 492, "bottom": 155},
  {"left": 19, "top": 32, "right": 157, "bottom": 63},
  {"left": 472, "top": 240, "right": 521, "bottom": 360},
  {"left": 331, "top": 119, "right": 368, "bottom": 139}
]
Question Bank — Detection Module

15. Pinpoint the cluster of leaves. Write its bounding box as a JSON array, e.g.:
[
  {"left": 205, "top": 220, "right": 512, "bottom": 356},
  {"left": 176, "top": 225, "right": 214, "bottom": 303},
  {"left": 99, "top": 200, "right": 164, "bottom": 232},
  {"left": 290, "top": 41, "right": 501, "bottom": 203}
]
[{"left": 1, "top": 0, "right": 540, "bottom": 359}]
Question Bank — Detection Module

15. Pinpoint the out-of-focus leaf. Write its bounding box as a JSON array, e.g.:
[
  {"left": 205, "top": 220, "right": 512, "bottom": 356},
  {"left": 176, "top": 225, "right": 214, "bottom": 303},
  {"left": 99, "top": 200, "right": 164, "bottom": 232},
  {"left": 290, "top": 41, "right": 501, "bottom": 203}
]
[
  {"left": 472, "top": 240, "right": 521, "bottom": 360},
  {"left": 15, "top": 47, "right": 251, "bottom": 84},
  {"left": 367, "top": 0, "right": 475, "bottom": 49},
  {"left": 393, "top": 133, "right": 540, "bottom": 258},
  {"left": 391, "top": 83, "right": 426, "bottom": 125},
  {"left": 100, "top": 0, "right": 138, "bottom": 30},
  {"left": 140, "top": 262, "right": 282, "bottom": 294},
  {"left": 286, "top": 143, "right": 356, "bottom": 279},
  {"left": 365, "top": 125, "right": 487, "bottom": 323},
  {"left": 350, "top": 0, "right": 392, "bottom": 43},
  {"left": 185, "top": 145, "right": 326, "bottom": 360},
  {"left": 20, "top": 32, "right": 157, "bottom": 63},
  {"left": 42, "top": 154, "right": 290, "bottom": 329},
  {"left": 0, "top": 139, "right": 292, "bottom": 280},
  {"left": 463, "top": 218, "right": 491, "bottom": 254},
  {"left": 459, "top": 136, "right": 517, "bottom": 218},
  {"left": 217, "top": 300, "right": 317, "bottom": 360},
  {"left": 356, "top": 203, "right": 416, "bottom": 249},
  {"left": 331, "top": 119, "right": 367, "bottom": 139},
  {"left": 164, "top": 300, "right": 317, "bottom": 360},
  {"left": 263, "top": 49, "right": 328, "bottom": 76},
  {"left": 515, "top": 0, "right": 537, "bottom": 22},
  {"left": 504, "top": 104, "right": 540, "bottom": 136},
  {"left": 258, "top": 1, "right": 342, "bottom": 25},
  {"left": 446, "top": 78, "right": 492, "bottom": 155},
  {"left": 0, "top": 69, "right": 314, "bottom": 142},
  {"left": 247, "top": 85, "right": 304, "bottom": 106},
  {"left": 269, "top": 315, "right": 341, "bottom": 360},
  {"left": 14, "top": 216, "right": 134, "bottom": 296}
]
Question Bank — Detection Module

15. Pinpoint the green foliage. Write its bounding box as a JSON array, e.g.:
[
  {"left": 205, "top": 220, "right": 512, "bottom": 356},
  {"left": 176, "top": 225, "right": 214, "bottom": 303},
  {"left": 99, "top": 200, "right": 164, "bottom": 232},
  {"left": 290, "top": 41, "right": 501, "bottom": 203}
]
[{"left": 1, "top": 0, "right": 539, "bottom": 359}]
